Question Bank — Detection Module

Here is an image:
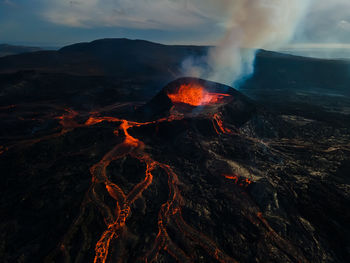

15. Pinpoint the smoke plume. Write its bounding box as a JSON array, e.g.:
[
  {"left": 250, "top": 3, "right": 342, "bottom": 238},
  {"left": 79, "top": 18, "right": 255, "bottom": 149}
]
[{"left": 183, "top": 0, "right": 311, "bottom": 86}]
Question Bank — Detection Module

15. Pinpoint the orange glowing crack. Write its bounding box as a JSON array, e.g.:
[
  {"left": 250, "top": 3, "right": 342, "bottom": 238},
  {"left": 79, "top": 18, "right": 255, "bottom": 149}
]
[
  {"left": 222, "top": 173, "right": 252, "bottom": 188},
  {"left": 212, "top": 113, "right": 233, "bottom": 135},
  {"left": 168, "top": 84, "right": 230, "bottom": 106}
]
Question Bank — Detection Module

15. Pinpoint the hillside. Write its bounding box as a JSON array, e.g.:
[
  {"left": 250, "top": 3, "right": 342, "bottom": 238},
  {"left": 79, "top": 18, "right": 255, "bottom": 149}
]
[{"left": 0, "top": 44, "right": 42, "bottom": 57}]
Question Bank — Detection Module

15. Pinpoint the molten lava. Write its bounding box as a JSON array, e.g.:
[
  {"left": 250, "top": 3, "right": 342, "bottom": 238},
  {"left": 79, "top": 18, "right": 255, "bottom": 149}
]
[
  {"left": 222, "top": 173, "right": 252, "bottom": 188},
  {"left": 212, "top": 113, "right": 233, "bottom": 135},
  {"left": 82, "top": 112, "right": 239, "bottom": 263},
  {"left": 16, "top": 102, "right": 246, "bottom": 262},
  {"left": 168, "top": 84, "right": 230, "bottom": 106},
  {"left": 1, "top": 100, "right": 249, "bottom": 262},
  {"left": 2, "top": 93, "right": 312, "bottom": 263}
]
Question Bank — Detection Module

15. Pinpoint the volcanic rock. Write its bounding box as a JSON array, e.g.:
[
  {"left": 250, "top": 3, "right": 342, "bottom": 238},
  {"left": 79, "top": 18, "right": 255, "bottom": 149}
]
[{"left": 0, "top": 77, "right": 349, "bottom": 263}]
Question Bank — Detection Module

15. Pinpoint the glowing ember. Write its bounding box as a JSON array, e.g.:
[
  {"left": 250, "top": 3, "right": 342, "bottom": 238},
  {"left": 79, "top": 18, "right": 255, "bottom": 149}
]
[{"left": 168, "top": 84, "right": 230, "bottom": 106}]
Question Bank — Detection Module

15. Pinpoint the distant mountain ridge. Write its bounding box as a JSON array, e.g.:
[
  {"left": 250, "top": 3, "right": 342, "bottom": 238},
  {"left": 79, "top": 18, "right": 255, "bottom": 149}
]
[
  {"left": 0, "top": 38, "right": 349, "bottom": 96},
  {"left": 0, "top": 38, "right": 208, "bottom": 79},
  {"left": 0, "top": 44, "right": 42, "bottom": 57}
]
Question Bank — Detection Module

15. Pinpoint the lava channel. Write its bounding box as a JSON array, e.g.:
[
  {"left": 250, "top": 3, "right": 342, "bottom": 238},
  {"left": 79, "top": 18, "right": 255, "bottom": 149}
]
[{"left": 82, "top": 113, "right": 238, "bottom": 263}]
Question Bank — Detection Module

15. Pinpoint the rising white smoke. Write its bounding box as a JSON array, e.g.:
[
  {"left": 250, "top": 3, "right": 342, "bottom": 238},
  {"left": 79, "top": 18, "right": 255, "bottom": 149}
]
[{"left": 183, "top": 0, "right": 311, "bottom": 86}]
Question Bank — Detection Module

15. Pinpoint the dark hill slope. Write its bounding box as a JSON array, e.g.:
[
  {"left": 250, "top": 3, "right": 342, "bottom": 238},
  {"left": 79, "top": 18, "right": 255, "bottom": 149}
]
[
  {"left": 0, "top": 39, "right": 207, "bottom": 78},
  {"left": 242, "top": 50, "right": 350, "bottom": 95},
  {"left": 0, "top": 39, "right": 349, "bottom": 104},
  {"left": 0, "top": 44, "right": 42, "bottom": 57},
  {"left": 0, "top": 40, "right": 349, "bottom": 96}
]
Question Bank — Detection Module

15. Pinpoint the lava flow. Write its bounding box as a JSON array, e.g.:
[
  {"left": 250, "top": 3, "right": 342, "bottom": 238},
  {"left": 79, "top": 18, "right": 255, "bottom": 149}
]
[
  {"left": 222, "top": 173, "right": 252, "bottom": 188},
  {"left": 212, "top": 113, "right": 234, "bottom": 135},
  {"left": 42, "top": 83, "right": 243, "bottom": 262},
  {"left": 79, "top": 109, "right": 239, "bottom": 262},
  {"left": 167, "top": 83, "right": 230, "bottom": 106}
]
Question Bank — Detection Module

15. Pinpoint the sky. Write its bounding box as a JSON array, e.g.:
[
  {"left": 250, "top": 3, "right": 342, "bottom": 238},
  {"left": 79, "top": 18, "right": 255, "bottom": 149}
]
[{"left": 1, "top": 0, "right": 350, "bottom": 50}]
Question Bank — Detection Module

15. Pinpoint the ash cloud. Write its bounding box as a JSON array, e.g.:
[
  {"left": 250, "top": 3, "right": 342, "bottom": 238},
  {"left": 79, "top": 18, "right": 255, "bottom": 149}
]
[{"left": 183, "top": 0, "right": 311, "bottom": 86}]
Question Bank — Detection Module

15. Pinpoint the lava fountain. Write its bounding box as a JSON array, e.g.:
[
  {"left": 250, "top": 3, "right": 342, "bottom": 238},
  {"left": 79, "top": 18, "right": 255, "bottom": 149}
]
[{"left": 167, "top": 83, "right": 230, "bottom": 106}]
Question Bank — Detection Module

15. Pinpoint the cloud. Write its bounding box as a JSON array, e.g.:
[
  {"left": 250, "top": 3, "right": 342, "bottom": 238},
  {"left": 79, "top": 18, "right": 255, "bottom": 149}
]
[
  {"left": 338, "top": 20, "right": 350, "bottom": 31},
  {"left": 40, "top": 0, "right": 221, "bottom": 30},
  {"left": 37, "top": 0, "right": 350, "bottom": 46},
  {"left": 294, "top": 0, "right": 350, "bottom": 44},
  {"left": 1, "top": 0, "right": 16, "bottom": 7},
  {"left": 38, "top": 1, "right": 350, "bottom": 45}
]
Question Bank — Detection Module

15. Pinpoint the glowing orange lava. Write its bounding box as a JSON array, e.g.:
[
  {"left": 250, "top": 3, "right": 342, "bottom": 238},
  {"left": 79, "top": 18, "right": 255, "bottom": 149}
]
[
  {"left": 168, "top": 84, "right": 230, "bottom": 106},
  {"left": 6, "top": 102, "right": 305, "bottom": 262},
  {"left": 56, "top": 108, "right": 82, "bottom": 133},
  {"left": 212, "top": 113, "right": 233, "bottom": 135},
  {"left": 43, "top": 106, "right": 238, "bottom": 262},
  {"left": 222, "top": 173, "right": 252, "bottom": 188},
  {"left": 83, "top": 113, "right": 239, "bottom": 263}
]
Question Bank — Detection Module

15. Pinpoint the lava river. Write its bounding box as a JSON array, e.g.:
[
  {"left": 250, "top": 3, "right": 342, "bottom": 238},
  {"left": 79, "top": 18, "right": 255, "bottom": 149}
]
[
  {"left": 38, "top": 83, "right": 239, "bottom": 263},
  {"left": 1, "top": 79, "right": 333, "bottom": 263},
  {"left": 74, "top": 84, "right": 240, "bottom": 263}
]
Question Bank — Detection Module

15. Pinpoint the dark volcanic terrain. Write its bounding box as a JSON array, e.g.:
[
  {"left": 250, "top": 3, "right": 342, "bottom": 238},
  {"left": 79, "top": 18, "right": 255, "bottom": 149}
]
[{"left": 0, "top": 39, "right": 349, "bottom": 263}]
